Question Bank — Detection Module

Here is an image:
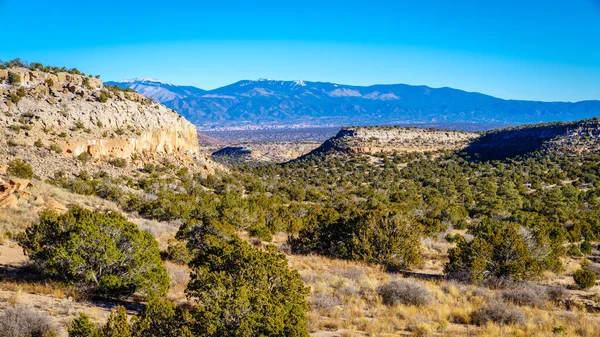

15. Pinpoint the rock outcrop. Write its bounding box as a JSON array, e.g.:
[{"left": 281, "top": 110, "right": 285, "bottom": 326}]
[
  {"left": 0, "top": 66, "right": 219, "bottom": 177},
  {"left": 310, "top": 126, "right": 479, "bottom": 156}
]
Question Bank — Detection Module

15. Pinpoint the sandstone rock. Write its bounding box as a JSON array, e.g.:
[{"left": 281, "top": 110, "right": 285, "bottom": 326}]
[
  {"left": 0, "top": 193, "right": 18, "bottom": 208},
  {"left": 44, "top": 199, "right": 67, "bottom": 212},
  {"left": 0, "top": 69, "right": 8, "bottom": 81},
  {"left": 33, "top": 195, "right": 45, "bottom": 205},
  {"left": 9, "top": 178, "right": 32, "bottom": 191},
  {"left": 18, "top": 190, "right": 31, "bottom": 201},
  {"left": 0, "top": 165, "right": 6, "bottom": 174}
]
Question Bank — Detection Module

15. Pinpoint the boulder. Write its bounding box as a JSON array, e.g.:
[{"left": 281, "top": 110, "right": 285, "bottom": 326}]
[
  {"left": 0, "top": 69, "right": 8, "bottom": 81},
  {"left": 9, "top": 178, "right": 32, "bottom": 191},
  {"left": 33, "top": 195, "right": 45, "bottom": 205},
  {"left": 0, "top": 165, "right": 6, "bottom": 174},
  {"left": 0, "top": 193, "right": 18, "bottom": 208},
  {"left": 68, "top": 85, "right": 77, "bottom": 93},
  {"left": 44, "top": 199, "right": 67, "bottom": 212}
]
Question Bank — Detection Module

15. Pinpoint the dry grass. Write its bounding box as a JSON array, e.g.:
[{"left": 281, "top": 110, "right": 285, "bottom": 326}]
[{"left": 287, "top": 253, "right": 600, "bottom": 336}]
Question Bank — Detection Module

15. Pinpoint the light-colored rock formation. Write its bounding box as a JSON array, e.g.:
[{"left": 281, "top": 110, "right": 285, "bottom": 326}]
[
  {"left": 0, "top": 66, "right": 220, "bottom": 178},
  {"left": 314, "top": 126, "right": 479, "bottom": 155}
]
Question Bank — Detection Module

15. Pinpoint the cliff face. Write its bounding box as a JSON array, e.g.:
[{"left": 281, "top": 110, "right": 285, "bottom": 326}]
[
  {"left": 314, "top": 126, "right": 479, "bottom": 155},
  {"left": 464, "top": 118, "right": 600, "bottom": 160},
  {"left": 0, "top": 67, "right": 199, "bottom": 159},
  {"left": 0, "top": 67, "right": 220, "bottom": 178}
]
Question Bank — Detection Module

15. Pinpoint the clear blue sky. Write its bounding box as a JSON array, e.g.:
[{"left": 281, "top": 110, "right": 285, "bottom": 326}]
[{"left": 1, "top": 0, "right": 600, "bottom": 102}]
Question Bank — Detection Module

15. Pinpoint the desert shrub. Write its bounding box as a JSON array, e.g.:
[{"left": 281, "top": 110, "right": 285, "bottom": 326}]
[
  {"left": 17, "top": 87, "right": 27, "bottom": 97},
  {"left": 580, "top": 241, "right": 593, "bottom": 255},
  {"left": 97, "top": 306, "right": 130, "bottom": 337},
  {"left": 166, "top": 238, "right": 192, "bottom": 265},
  {"left": 183, "top": 221, "right": 309, "bottom": 337},
  {"left": 7, "top": 72, "right": 21, "bottom": 85},
  {"left": 377, "top": 279, "right": 431, "bottom": 306},
  {"left": 9, "top": 92, "right": 21, "bottom": 104},
  {"left": 34, "top": 138, "right": 43, "bottom": 148},
  {"left": 248, "top": 224, "right": 273, "bottom": 241},
  {"left": 17, "top": 207, "right": 169, "bottom": 299},
  {"left": 45, "top": 78, "right": 54, "bottom": 87},
  {"left": 567, "top": 245, "right": 583, "bottom": 257},
  {"left": 109, "top": 158, "right": 127, "bottom": 168},
  {"left": 501, "top": 283, "right": 548, "bottom": 307},
  {"left": 68, "top": 313, "right": 97, "bottom": 337},
  {"left": 311, "top": 293, "right": 342, "bottom": 309},
  {"left": 98, "top": 90, "right": 109, "bottom": 103},
  {"left": 7, "top": 158, "right": 33, "bottom": 178},
  {"left": 472, "top": 300, "right": 526, "bottom": 326},
  {"left": 77, "top": 152, "right": 91, "bottom": 163},
  {"left": 445, "top": 219, "right": 560, "bottom": 284},
  {"left": 546, "top": 286, "right": 568, "bottom": 304},
  {"left": 0, "top": 306, "right": 57, "bottom": 337},
  {"left": 49, "top": 143, "right": 63, "bottom": 153},
  {"left": 574, "top": 266, "right": 596, "bottom": 290}
]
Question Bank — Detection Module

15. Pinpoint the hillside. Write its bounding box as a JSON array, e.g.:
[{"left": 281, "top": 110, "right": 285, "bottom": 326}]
[
  {"left": 0, "top": 65, "right": 219, "bottom": 178},
  {"left": 464, "top": 118, "right": 600, "bottom": 160},
  {"left": 107, "top": 78, "right": 600, "bottom": 129}
]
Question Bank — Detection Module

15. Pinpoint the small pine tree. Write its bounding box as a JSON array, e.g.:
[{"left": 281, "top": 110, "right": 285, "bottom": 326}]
[
  {"left": 98, "top": 307, "right": 131, "bottom": 337},
  {"left": 68, "top": 313, "right": 97, "bottom": 337},
  {"left": 574, "top": 263, "right": 596, "bottom": 290}
]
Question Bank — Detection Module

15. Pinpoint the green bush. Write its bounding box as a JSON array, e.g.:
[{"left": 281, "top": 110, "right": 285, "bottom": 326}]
[
  {"left": 183, "top": 222, "right": 309, "bottom": 336},
  {"left": 97, "top": 306, "right": 130, "bottom": 337},
  {"left": 580, "top": 241, "right": 593, "bottom": 255},
  {"left": 248, "top": 225, "right": 273, "bottom": 242},
  {"left": 68, "top": 313, "right": 97, "bottom": 337},
  {"left": 45, "top": 78, "right": 54, "bottom": 87},
  {"left": 98, "top": 90, "right": 109, "bottom": 103},
  {"left": 7, "top": 158, "right": 33, "bottom": 178},
  {"left": 77, "top": 152, "right": 91, "bottom": 163},
  {"left": 132, "top": 300, "right": 194, "bottom": 337},
  {"left": 9, "top": 92, "right": 21, "bottom": 104},
  {"left": 17, "top": 87, "right": 26, "bottom": 97},
  {"left": 109, "top": 158, "right": 127, "bottom": 168},
  {"left": 49, "top": 143, "right": 63, "bottom": 153},
  {"left": 34, "top": 139, "right": 44, "bottom": 148},
  {"left": 17, "top": 207, "right": 169, "bottom": 299},
  {"left": 445, "top": 219, "right": 560, "bottom": 284},
  {"left": 166, "top": 239, "right": 192, "bottom": 265},
  {"left": 574, "top": 265, "right": 596, "bottom": 290},
  {"left": 7, "top": 72, "right": 21, "bottom": 85}
]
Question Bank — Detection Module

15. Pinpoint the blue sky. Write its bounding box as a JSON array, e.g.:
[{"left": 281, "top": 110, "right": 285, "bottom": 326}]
[{"left": 1, "top": 0, "right": 599, "bottom": 101}]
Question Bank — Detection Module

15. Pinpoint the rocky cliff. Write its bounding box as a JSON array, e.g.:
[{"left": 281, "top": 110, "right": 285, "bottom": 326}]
[
  {"left": 464, "top": 118, "right": 600, "bottom": 160},
  {"left": 0, "top": 66, "right": 217, "bottom": 177},
  {"left": 311, "top": 126, "right": 479, "bottom": 155}
]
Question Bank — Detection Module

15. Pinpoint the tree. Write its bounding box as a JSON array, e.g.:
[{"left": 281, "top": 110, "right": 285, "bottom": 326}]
[
  {"left": 17, "top": 207, "right": 169, "bottom": 299},
  {"left": 445, "top": 219, "right": 560, "bottom": 284},
  {"left": 183, "top": 221, "right": 309, "bottom": 337},
  {"left": 289, "top": 209, "right": 424, "bottom": 269}
]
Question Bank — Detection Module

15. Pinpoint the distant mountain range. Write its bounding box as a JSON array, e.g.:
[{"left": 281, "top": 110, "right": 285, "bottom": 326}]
[{"left": 106, "top": 78, "right": 600, "bottom": 130}]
